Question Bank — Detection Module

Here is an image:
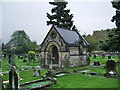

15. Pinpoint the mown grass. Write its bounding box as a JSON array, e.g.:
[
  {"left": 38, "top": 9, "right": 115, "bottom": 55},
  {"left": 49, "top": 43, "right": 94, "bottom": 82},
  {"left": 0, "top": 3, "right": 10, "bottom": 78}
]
[
  {"left": 50, "top": 56, "right": 119, "bottom": 88},
  {"left": 2, "top": 56, "right": 120, "bottom": 88},
  {"left": 51, "top": 74, "right": 118, "bottom": 88},
  {"left": 90, "top": 56, "right": 119, "bottom": 64},
  {"left": 2, "top": 56, "right": 47, "bottom": 86}
]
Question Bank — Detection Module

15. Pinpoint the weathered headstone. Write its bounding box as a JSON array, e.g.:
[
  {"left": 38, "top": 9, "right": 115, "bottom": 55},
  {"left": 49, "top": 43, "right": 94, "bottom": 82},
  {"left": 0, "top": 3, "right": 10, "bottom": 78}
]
[
  {"left": 87, "top": 57, "right": 90, "bottom": 65},
  {"left": 0, "top": 73, "right": 3, "bottom": 90},
  {"left": 93, "top": 61, "right": 100, "bottom": 66},
  {"left": 9, "top": 65, "right": 19, "bottom": 90},
  {"left": 33, "top": 67, "right": 41, "bottom": 77},
  {"left": 93, "top": 54, "right": 96, "bottom": 59},
  {"left": 106, "top": 60, "right": 116, "bottom": 75},
  {"left": 102, "top": 53, "right": 105, "bottom": 59}
]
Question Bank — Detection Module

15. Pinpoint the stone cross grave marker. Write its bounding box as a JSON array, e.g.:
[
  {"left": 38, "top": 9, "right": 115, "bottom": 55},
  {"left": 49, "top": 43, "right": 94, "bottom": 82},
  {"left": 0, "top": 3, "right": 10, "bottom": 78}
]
[
  {"left": 9, "top": 65, "right": 19, "bottom": 90},
  {"left": 106, "top": 60, "right": 116, "bottom": 75}
]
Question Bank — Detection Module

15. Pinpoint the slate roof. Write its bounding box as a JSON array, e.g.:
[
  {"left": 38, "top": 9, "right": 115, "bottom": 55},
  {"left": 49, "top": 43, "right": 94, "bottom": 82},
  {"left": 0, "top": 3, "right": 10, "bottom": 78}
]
[{"left": 55, "top": 26, "right": 89, "bottom": 46}]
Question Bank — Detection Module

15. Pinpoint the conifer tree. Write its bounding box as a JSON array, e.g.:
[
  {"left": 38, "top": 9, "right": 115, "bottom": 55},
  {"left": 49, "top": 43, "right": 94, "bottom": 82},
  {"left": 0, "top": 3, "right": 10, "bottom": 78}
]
[{"left": 47, "top": 1, "right": 74, "bottom": 30}]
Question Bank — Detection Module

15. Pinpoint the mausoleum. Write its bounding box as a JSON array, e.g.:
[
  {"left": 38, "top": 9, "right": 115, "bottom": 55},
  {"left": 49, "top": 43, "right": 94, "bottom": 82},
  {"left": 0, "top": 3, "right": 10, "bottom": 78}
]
[{"left": 41, "top": 26, "right": 89, "bottom": 68}]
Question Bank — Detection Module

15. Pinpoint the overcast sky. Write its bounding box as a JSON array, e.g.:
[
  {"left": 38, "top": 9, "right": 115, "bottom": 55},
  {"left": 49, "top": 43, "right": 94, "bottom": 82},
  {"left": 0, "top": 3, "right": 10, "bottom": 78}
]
[{"left": 1, "top": 0, "right": 116, "bottom": 44}]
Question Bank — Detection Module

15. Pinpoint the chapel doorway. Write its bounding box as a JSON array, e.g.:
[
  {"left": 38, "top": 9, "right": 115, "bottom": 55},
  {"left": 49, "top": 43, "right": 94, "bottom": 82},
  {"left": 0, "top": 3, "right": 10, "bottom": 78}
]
[{"left": 52, "top": 46, "right": 59, "bottom": 64}]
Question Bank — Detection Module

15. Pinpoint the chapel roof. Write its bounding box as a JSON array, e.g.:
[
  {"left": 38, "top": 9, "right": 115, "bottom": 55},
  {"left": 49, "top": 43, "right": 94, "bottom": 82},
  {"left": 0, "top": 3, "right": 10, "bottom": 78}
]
[{"left": 54, "top": 26, "right": 89, "bottom": 46}]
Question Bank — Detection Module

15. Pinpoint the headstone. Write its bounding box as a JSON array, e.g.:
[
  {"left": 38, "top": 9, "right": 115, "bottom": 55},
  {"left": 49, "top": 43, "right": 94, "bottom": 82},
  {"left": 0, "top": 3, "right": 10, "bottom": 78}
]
[
  {"left": 0, "top": 73, "right": 3, "bottom": 90},
  {"left": 3, "top": 54, "right": 6, "bottom": 59},
  {"left": 9, "top": 65, "right": 19, "bottom": 90},
  {"left": 108, "top": 55, "right": 111, "bottom": 59},
  {"left": 20, "top": 56, "right": 23, "bottom": 59},
  {"left": 33, "top": 67, "right": 41, "bottom": 77},
  {"left": 46, "top": 69, "right": 55, "bottom": 77},
  {"left": 53, "top": 78, "right": 57, "bottom": 84},
  {"left": 8, "top": 54, "right": 12, "bottom": 64},
  {"left": 90, "top": 72, "right": 99, "bottom": 75},
  {"left": 23, "top": 60, "right": 27, "bottom": 62},
  {"left": 93, "top": 54, "right": 96, "bottom": 59},
  {"left": 117, "top": 61, "right": 120, "bottom": 66},
  {"left": 102, "top": 54, "right": 105, "bottom": 59},
  {"left": 106, "top": 60, "right": 116, "bottom": 75},
  {"left": 87, "top": 57, "right": 90, "bottom": 65},
  {"left": 93, "top": 61, "right": 100, "bottom": 66},
  {"left": 18, "top": 55, "right": 20, "bottom": 59}
]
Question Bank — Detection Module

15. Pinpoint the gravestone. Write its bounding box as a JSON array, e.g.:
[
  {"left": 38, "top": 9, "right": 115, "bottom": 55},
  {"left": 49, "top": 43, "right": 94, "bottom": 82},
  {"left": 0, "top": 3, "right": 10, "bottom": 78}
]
[
  {"left": 93, "top": 61, "right": 100, "bottom": 66},
  {"left": 117, "top": 61, "right": 120, "bottom": 66},
  {"left": 106, "top": 60, "right": 116, "bottom": 75},
  {"left": 108, "top": 55, "right": 111, "bottom": 59},
  {"left": 87, "top": 57, "right": 90, "bottom": 65},
  {"left": 102, "top": 54, "right": 105, "bottom": 59},
  {"left": 8, "top": 54, "right": 12, "bottom": 64},
  {"left": 33, "top": 67, "right": 41, "bottom": 77},
  {"left": 46, "top": 69, "right": 55, "bottom": 77},
  {"left": 93, "top": 54, "right": 96, "bottom": 59},
  {"left": 9, "top": 65, "right": 19, "bottom": 90},
  {"left": 0, "top": 73, "right": 3, "bottom": 90}
]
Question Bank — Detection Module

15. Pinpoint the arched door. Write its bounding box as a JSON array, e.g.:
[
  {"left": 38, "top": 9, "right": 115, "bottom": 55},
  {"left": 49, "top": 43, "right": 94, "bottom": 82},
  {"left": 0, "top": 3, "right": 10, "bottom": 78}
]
[{"left": 52, "top": 46, "right": 59, "bottom": 64}]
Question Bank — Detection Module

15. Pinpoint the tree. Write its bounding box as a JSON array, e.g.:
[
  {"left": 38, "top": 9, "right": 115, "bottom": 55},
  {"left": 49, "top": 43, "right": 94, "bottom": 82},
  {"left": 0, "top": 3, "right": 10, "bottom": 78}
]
[
  {"left": 28, "top": 41, "right": 39, "bottom": 52},
  {"left": 8, "top": 30, "right": 31, "bottom": 55},
  {"left": 28, "top": 51, "right": 36, "bottom": 63},
  {"left": 100, "top": 1, "right": 120, "bottom": 52},
  {"left": 83, "top": 34, "right": 99, "bottom": 52},
  {"left": 72, "top": 25, "right": 78, "bottom": 31},
  {"left": 47, "top": 1, "right": 74, "bottom": 30},
  {"left": 111, "top": 1, "right": 120, "bottom": 29}
]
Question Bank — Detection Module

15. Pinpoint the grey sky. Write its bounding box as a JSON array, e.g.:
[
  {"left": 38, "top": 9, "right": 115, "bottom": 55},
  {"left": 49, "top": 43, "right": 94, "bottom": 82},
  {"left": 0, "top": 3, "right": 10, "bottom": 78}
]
[{"left": 1, "top": 1, "right": 116, "bottom": 44}]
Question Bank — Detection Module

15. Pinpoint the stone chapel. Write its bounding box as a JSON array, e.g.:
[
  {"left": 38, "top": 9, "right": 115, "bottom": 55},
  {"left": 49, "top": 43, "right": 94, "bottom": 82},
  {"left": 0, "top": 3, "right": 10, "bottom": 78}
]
[{"left": 41, "top": 26, "right": 90, "bottom": 69}]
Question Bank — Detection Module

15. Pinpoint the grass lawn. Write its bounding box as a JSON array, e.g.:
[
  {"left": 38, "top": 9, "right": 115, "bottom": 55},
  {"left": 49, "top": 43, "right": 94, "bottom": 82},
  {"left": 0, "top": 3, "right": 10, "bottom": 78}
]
[
  {"left": 1, "top": 55, "right": 120, "bottom": 88},
  {"left": 2, "top": 56, "right": 47, "bottom": 86},
  {"left": 50, "top": 74, "right": 118, "bottom": 88},
  {"left": 90, "top": 56, "right": 119, "bottom": 64},
  {"left": 50, "top": 56, "right": 120, "bottom": 88}
]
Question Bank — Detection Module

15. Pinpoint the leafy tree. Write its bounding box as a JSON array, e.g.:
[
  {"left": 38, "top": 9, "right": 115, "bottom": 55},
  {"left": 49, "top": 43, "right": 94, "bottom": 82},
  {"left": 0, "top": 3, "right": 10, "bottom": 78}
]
[
  {"left": 28, "top": 41, "right": 39, "bottom": 52},
  {"left": 111, "top": 1, "right": 120, "bottom": 29},
  {"left": 100, "top": 1, "right": 120, "bottom": 52},
  {"left": 8, "top": 30, "right": 31, "bottom": 55},
  {"left": 2, "top": 43, "right": 13, "bottom": 55},
  {"left": 28, "top": 51, "right": 36, "bottom": 63},
  {"left": 83, "top": 35, "right": 99, "bottom": 52},
  {"left": 47, "top": 1, "right": 74, "bottom": 30}
]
